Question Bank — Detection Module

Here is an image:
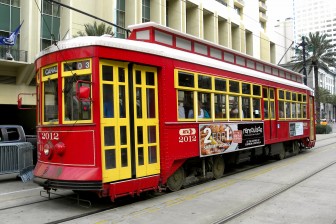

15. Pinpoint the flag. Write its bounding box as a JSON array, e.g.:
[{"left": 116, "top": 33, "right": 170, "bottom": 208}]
[{"left": 0, "top": 21, "right": 24, "bottom": 46}]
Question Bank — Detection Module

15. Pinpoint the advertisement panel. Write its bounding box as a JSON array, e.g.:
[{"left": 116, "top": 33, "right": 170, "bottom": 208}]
[
  {"left": 289, "top": 122, "right": 304, "bottom": 137},
  {"left": 199, "top": 122, "right": 264, "bottom": 157}
]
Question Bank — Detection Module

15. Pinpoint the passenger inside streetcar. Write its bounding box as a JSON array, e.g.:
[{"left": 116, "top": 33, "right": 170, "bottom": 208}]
[{"left": 188, "top": 101, "right": 209, "bottom": 118}]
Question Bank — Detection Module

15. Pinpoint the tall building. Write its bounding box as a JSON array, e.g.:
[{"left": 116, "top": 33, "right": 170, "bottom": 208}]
[
  {"left": 294, "top": 0, "right": 336, "bottom": 48},
  {"left": 293, "top": 0, "right": 336, "bottom": 120},
  {"left": 0, "top": 0, "right": 290, "bottom": 129}
]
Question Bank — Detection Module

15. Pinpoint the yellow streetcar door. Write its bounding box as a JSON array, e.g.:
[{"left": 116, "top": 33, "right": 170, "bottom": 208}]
[
  {"left": 133, "top": 65, "right": 160, "bottom": 178},
  {"left": 100, "top": 60, "right": 131, "bottom": 183},
  {"left": 100, "top": 61, "right": 160, "bottom": 183}
]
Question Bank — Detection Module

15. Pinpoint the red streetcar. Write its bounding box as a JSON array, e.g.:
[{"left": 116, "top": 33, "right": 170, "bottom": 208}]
[{"left": 33, "top": 22, "right": 316, "bottom": 201}]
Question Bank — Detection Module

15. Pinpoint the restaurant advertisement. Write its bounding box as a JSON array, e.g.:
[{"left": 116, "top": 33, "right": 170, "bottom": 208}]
[{"left": 199, "top": 122, "right": 264, "bottom": 157}]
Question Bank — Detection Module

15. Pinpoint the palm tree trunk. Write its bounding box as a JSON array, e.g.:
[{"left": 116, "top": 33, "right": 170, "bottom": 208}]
[{"left": 314, "top": 65, "right": 320, "bottom": 123}]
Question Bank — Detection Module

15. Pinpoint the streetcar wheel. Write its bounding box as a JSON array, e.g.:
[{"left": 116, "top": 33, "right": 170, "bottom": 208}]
[
  {"left": 277, "top": 147, "right": 285, "bottom": 160},
  {"left": 212, "top": 156, "right": 225, "bottom": 179},
  {"left": 293, "top": 141, "right": 299, "bottom": 155},
  {"left": 167, "top": 166, "right": 185, "bottom": 192}
]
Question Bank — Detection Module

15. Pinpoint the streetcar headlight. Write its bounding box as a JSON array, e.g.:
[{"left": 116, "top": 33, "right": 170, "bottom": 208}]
[{"left": 43, "top": 142, "right": 53, "bottom": 158}]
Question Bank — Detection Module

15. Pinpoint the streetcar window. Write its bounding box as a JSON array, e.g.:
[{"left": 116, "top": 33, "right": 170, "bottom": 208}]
[
  {"left": 264, "top": 101, "right": 269, "bottom": 119},
  {"left": 136, "top": 88, "right": 143, "bottom": 118},
  {"left": 253, "top": 98, "right": 261, "bottom": 118},
  {"left": 102, "top": 65, "right": 113, "bottom": 81},
  {"left": 138, "top": 147, "right": 144, "bottom": 165},
  {"left": 148, "top": 126, "right": 157, "bottom": 143},
  {"left": 121, "top": 148, "right": 128, "bottom": 167},
  {"left": 270, "top": 101, "right": 275, "bottom": 119},
  {"left": 64, "top": 75, "right": 91, "bottom": 121},
  {"left": 198, "top": 75, "right": 212, "bottom": 89},
  {"left": 146, "top": 88, "right": 156, "bottom": 118},
  {"left": 270, "top": 89, "right": 274, "bottom": 99},
  {"left": 278, "top": 90, "right": 284, "bottom": 99},
  {"left": 242, "top": 97, "right": 251, "bottom": 118},
  {"left": 176, "top": 37, "right": 192, "bottom": 51},
  {"left": 229, "top": 95, "right": 240, "bottom": 119},
  {"left": 247, "top": 59, "right": 255, "bottom": 69},
  {"left": 120, "top": 126, "right": 127, "bottom": 145},
  {"left": 286, "top": 91, "right": 291, "bottom": 100},
  {"left": 118, "top": 67, "right": 125, "bottom": 82},
  {"left": 229, "top": 80, "right": 240, "bottom": 93},
  {"left": 236, "top": 56, "right": 245, "bottom": 66},
  {"left": 224, "top": 52, "right": 234, "bottom": 63},
  {"left": 136, "top": 70, "right": 142, "bottom": 84},
  {"left": 215, "top": 78, "right": 227, "bottom": 92},
  {"left": 119, "top": 86, "right": 126, "bottom": 118},
  {"left": 44, "top": 79, "right": 58, "bottom": 122},
  {"left": 303, "top": 94, "right": 307, "bottom": 102},
  {"left": 105, "top": 149, "right": 116, "bottom": 169},
  {"left": 291, "top": 102, "right": 296, "bottom": 118},
  {"left": 178, "top": 72, "right": 194, "bottom": 87},
  {"left": 256, "top": 63, "right": 264, "bottom": 71},
  {"left": 214, "top": 94, "right": 226, "bottom": 119},
  {"left": 148, "top": 146, "right": 157, "bottom": 164},
  {"left": 292, "top": 93, "right": 297, "bottom": 101},
  {"left": 104, "top": 126, "right": 115, "bottom": 146},
  {"left": 178, "top": 90, "right": 194, "bottom": 119},
  {"left": 198, "top": 92, "right": 211, "bottom": 119},
  {"left": 137, "top": 126, "right": 143, "bottom": 144},
  {"left": 279, "top": 101, "right": 285, "bottom": 118},
  {"left": 253, "top": 85, "right": 261, "bottom": 96},
  {"left": 285, "top": 102, "right": 291, "bottom": 118},
  {"left": 242, "top": 83, "right": 251, "bottom": 95},
  {"left": 103, "top": 84, "right": 114, "bottom": 118},
  {"left": 263, "top": 88, "right": 268, "bottom": 98},
  {"left": 302, "top": 104, "right": 307, "bottom": 118},
  {"left": 297, "top": 103, "right": 302, "bottom": 118},
  {"left": 146, "top": 71, "right": 155, "bottom": 85},
  {"left": 298, "top": 94, "right": 302, "bottom": 102}
]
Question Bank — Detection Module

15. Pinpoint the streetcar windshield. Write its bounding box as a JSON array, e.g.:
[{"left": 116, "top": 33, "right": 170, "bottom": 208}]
[
  {"left": 64, "top": 75, "right": 92, "bottom": 121},
  {"left": 44, "top": 79, "right": 59, "bottom": 122}
]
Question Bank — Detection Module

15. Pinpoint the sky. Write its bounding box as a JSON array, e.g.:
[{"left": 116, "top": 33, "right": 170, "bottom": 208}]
[{"left": 267, "top": 0, "right": 293, "bottom": 24}]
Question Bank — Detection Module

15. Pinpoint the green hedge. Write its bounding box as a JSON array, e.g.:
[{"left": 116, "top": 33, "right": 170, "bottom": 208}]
[{"left": 316, "top": 124, "right": 332, "bottom": 134}]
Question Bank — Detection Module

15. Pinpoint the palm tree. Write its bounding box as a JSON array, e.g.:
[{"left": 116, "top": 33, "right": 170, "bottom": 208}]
[
  {"left": 74, "top": 21, "right": 114, "bottom": 37},
  {"left": 290, "top": 32, "right": 336, "bottom": 122}
]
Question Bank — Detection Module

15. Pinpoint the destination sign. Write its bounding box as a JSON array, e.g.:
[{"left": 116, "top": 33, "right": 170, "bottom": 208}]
[
  {"left": 43, "top": 65, "right": 58, "bottom": 76},
  {"left": 64, "top": 60, "right": 90, "bottom": 71}
]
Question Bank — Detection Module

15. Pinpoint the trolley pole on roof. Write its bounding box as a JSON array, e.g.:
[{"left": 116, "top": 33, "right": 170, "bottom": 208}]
[
  {"left": 299, "top": 36, "right": 307, "bottom": 85},
  {"left": 45, "top": 0, "right": 131, "bottom": 37}
]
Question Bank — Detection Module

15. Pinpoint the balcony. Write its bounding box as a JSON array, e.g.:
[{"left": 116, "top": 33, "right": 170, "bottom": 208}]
[
  {"left": 216, "top": 0, "right": 228, "bottom": 7},
  {"left": 259, "top": 1, "right": 267, "bottom": 12},
  {"left": 0, "top": 46, "right": 28, "bottom": 62},
  {"left": 259, "top": 12, "right": 268, "bottom": 22},
  {"left": 234, "top": 0, "right": 244, "bottom": 8}
]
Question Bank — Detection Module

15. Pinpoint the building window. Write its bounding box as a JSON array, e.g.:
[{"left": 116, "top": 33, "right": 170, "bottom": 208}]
[
  {"left": 142, "top": 0, "right": 150, "bottom": 23},
  {"left": 40, "top": 0, "right": 60, "bottom": 50},
  {"left": 0, "top": 0, "right": 21, "bottom": 59},
  {"left": 116, "top": 0, "right": 126, "bottom": 38}
]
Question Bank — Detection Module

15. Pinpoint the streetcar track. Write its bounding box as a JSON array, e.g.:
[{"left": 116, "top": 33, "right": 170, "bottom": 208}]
[
  {"left": 0, "top": 194, "right": 67, "bottom": 211},
  {"left": 211, "top": 160, "right": 336, "bottom": 224},
  {"left": 44, "top": 136, "right": 336, "bottom": 223},
  {"left": 3, "top": 135, "right": 336, "bottom": 223}
]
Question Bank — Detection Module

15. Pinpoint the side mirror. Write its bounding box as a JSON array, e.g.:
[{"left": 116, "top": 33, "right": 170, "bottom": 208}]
[{"left": 17, "top": 93, "right": 36, "bottom": 110}]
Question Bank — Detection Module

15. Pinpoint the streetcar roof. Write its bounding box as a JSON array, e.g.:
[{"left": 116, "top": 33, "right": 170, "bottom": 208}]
[{"left": 37, "top": 34, "right": 313, "bottom": 92}]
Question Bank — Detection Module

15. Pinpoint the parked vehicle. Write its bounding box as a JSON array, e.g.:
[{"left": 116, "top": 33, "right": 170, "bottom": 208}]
[{"left": 320, "top": 119, "right": 328, "bottom": 125}]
